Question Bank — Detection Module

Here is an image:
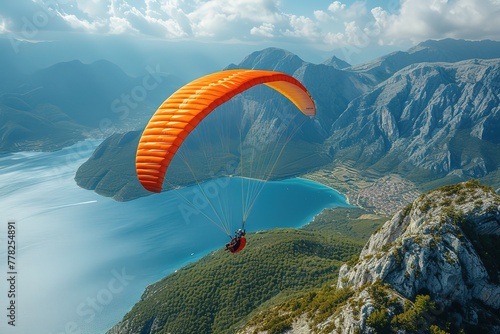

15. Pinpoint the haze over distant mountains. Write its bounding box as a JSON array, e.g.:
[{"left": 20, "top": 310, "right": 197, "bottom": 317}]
[{"left": 0, "top": 57, "right": 183, "bottom": 151}]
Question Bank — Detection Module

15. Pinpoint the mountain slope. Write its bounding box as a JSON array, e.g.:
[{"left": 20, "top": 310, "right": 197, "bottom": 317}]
[
  {"left": 323, "top": 55, "right": 351, "bottom": 69},
  {"left": 328, "top": 58, "right": 500, "bottom": 190},
  {"left": 229, "top": 47, "right": 374, "bottom": 134},
  {"left": 226, "top": 47, "right": 307, "bottom": 74},
  {"left": 74, "top": 131, "right": 151, "bottom": 200},
  {"left": 0, "top": 59, "right": 183, "bottom": 152},
  {"left": 240, "top": 180, "right": 500, "bottom": 333},
  {"left": 106, "top": 208, "right": 385, "bottom": 334},
  {"left": 8, "top": 59, "right": 135, "bottom": 127},
  {"left": 0, "top": 103, "right": 86, "bottom": 151},
  {"left": 350, "top": 38, "right": 500, "bottom": 82}
]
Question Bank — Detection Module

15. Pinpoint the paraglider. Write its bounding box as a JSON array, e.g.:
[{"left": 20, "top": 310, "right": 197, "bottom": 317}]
[
  {"left": 136, "top": 69, "right": 316, "bottom": 253},
  {"left": 225, "top": 228, "right": 246, "bottom": 253}
]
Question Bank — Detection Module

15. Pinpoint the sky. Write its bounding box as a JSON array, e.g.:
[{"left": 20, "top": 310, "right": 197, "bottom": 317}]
[{"left": 1, "top": 0, "right": 500, "bottom": 76}]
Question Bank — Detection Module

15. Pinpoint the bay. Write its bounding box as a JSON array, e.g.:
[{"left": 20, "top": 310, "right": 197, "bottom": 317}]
[{"left": 0, "top": 140, "right": 349, "bottom": 334}]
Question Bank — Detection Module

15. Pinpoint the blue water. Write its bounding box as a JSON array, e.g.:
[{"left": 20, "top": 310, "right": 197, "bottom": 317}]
[{"left": 0, "top": 140, "right": 349, "bottom": 334}]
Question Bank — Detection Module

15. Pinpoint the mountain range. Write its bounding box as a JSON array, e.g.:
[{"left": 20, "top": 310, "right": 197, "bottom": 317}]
[
  {"left": 73, "top": 38, "right": 500, "bottom": 206},
  {"left": 329, "top": 58, "right": 500, "bottom": 184},
  {"left": 0, "top": 58, "right": 183, "bottom": 151}
]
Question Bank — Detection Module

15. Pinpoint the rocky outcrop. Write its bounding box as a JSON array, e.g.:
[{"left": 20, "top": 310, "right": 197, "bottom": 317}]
[
  {"left": 323, "top": 56, "right": 351, "bottom": 69},
  {"left": 329, "top": 58, "right": 500, "bottom": 181},
  {"left": 332, "top": 180, "right": 500, "bottom": 333},
  {"left": 330, "top": 59, "right": 500, "bottom": 178}
]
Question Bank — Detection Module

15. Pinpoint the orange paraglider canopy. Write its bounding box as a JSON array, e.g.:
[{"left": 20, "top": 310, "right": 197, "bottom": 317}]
[{"left": 136, "top": 69, "right": 316, "bottom": 193}]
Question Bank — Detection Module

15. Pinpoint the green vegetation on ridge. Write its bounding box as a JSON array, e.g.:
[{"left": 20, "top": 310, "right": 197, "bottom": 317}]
[
  {"left": 247, "top": 281, "right": 447, "bottom": 334},
  {"left": 108, "top": 208, "right": 386, "bottom": 334}
]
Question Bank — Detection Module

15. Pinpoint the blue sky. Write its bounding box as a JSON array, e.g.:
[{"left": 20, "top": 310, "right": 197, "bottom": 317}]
[{"left": 1, "top": 0, "right": 499, "bottom": 71}]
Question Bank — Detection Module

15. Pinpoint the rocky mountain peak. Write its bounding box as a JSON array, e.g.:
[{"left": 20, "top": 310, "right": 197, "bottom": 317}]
[
  {"left": 334, "top": 180, "right": 500, "bottom": 332},
  {"left": 226, "top": 47, "right": 306, "bottom": 74},
  {"left": 408, "top": 38, "right": 500, "bottom": 62},
  {"left": 322, "top": 55, "right": 351, "bottom": 69},
  {"left": 350, "top": 38, "right": 500, "bottom": 82}
]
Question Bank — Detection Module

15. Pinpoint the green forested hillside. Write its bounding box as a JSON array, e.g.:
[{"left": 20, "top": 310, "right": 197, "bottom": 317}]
[
  {"left": 244, "top": 181, "right": 500, "bottom": 334},
  {"left": 0, "top": 103, "right": 87, "bottom": 151},
  {"left": 108, "top": 208, "right": 386, "bottom": 334}
]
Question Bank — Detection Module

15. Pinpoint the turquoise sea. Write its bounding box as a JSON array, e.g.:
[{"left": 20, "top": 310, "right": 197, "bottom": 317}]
[{"left": 0, "top": 140, "right": 349, "bottom": 334}]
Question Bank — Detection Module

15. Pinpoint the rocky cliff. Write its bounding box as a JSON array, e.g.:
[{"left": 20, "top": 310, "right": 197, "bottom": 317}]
[
  {"left": 329, "top": 58, "right": 500, "bottom": 184},
  {"left": 333, "top": 180, "right": 500, "bottom": 333},
  {"left": 240, "top": 180, "right": 500, "bottom": 333}
]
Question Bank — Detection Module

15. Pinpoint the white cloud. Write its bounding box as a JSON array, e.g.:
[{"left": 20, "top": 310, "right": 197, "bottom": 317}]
[
  {"left": 324, "top": 31, "right": 344, "bottom": 45},
  {"left": 186, "top": 0, "right": 282, "bottom": 39},
  {"left": 0, "top": 15, "right": 9, "bottom": 34},
  {"left": 314, "top": 10, "right": 332, "bottom": 22},
  {"left": 373, "top": 0, "right": 500, "bottom": 43},
  {"left": 75, "top": 0, "right": 109, "bottom": 18},
  {"left": 283, "top": 14, "right": 319, "bottom": 39},
  {"left": 344, "top": 20, "right": 370, "bottom": 47},
  {"left": 58, "top": 11, "right": 105, "bottom": 32},
  {"left": 328, "top": 1, "right": 346, "bottom": 12},
  {"left": 125, "top": 4, "right": 188, "bottom": 38},
  {"left": 2, "top": 0, "right": 499, "bottom": 52},
  {"left": 310, "top": 1, "right": 373, "bottom": 48},
  {"left": 160, "top": 1, "right": 193, "bottom": 36},
  {"left": 251, "top": 22, "right": 275, "bottom": 38},
  {"left": 109, "top": 15, "right": 137, "bottom": 34},
  {"left": 308, "top": 0, "right": 500, "bottom": 52}
]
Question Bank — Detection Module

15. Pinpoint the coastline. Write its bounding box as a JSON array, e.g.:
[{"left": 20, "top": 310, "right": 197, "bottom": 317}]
[{"left": 0, "top": 143, "right": 351, "bottom": 334}]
